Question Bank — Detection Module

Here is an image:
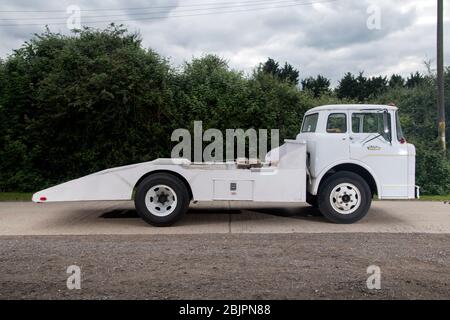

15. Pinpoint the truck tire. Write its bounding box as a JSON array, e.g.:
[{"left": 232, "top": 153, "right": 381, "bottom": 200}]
[
  {"left": 134, "top": 173, "right": 190, "bottom": 227},
  {"left": 318, "top": 171, "right": 371, "bottom": 224}
]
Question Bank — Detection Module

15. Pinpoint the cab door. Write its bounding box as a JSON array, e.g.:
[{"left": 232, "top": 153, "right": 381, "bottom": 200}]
[
  {"left": 349, "top": 111, "right": 409, "bottom": 198},
  {"left": 313, "top": 112, "right": 350, "bottom": 176}
]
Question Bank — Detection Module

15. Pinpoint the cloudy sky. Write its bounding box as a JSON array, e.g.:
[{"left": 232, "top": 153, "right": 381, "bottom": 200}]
[{"left": 0, "top": 0, "right": 447, "bottom": 84}]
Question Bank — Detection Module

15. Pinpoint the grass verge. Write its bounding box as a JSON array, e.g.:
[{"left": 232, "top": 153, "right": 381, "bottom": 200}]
[
  {"left": 0, "top": 193, "right": 33, "bottom": 201},
  {"left": 418, "top": 194, "right": 450, "bottom": 201}
]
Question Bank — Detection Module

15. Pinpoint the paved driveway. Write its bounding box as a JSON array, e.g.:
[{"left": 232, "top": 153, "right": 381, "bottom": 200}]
[{"left": 0, "top": 200, "right": 449, "bottom": 235}]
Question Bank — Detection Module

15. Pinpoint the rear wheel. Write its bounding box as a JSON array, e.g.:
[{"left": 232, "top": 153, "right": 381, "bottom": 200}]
[
  {"left": 318, "top": 171, "right": 371, "bottom": 224},
  {"left": 135, "top": 173, "right": 190, "bottom": 227}
]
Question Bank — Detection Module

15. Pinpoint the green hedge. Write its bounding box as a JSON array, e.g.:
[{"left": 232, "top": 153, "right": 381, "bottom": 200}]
[{"left": 0, "top": 26, "right": 449, "bottom": 194}]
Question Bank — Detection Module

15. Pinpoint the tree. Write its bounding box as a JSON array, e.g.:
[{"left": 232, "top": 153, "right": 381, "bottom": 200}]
[
  {"left": 337, "top": 72, "right": 388, "bottom": 101},
  {"left": 406, "top": 72, "right": 425, "bottom": 88},
  {"left": 279, "top": 62, "right": 300, "bottom": 85},
  {"left": 389, "top": 74, "right": 405, "bottom": 88},
  {"left": 0, "top": 25, "right": 172, "bottom": 190},
  {"left": 171, "top": 54, "right": 248, "bottom": 130},
  {"left": 366, "top": 75, "right": 388, "bottom": 98},
  {"left": 261, "top": 58, "right": 299, "bottom": 85},
  {"left": 301, "top": 75, "right": 331, "bottom": 97},
  {"left": 336, "top": 72, "right": 358, "bottom": 100},
  {"left": 354, "top": 72, "right": 368, "bottom": 101},
  {"left": 262, "top": 58, "right": 279, "bottom": 77}
]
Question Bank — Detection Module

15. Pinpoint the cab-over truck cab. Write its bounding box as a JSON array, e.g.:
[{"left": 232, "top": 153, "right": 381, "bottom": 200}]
[{"left": 298, "top": 104, "right": 417, "bottom": 222}]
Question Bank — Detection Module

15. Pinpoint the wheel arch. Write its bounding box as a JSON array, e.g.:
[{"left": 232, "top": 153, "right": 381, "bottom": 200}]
[
  {"left": 312, "top": 161, "right": 380, "bottom": 198},
  {"left": 133, "top": 170, "right": 193, "bottom": 200}
]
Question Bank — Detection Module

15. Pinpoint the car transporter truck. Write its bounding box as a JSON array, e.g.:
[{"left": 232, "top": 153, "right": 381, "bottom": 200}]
[{"left": 33, "top": 104, "right": 418, "bottom": 226}]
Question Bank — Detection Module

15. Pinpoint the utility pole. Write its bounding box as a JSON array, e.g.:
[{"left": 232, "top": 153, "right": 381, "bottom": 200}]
[{"left": 437, "top": 0, "right": 446, "bottom": 152}]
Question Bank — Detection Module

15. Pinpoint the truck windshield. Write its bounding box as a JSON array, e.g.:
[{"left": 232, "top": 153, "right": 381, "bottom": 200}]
[
  {"left": 351, "top": 112, "right": 391, "bottom": 141},
  {"left": 301, "top": 113, "right": 319, "bottom": 133}
]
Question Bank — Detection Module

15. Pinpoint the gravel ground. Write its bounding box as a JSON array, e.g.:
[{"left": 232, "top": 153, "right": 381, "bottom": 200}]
[{"left": 0, "top": 233, "right": 449, "bottom": 300}]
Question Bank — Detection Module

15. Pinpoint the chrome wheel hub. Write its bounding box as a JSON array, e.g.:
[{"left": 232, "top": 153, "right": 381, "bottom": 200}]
[
  {"left": 145, "top": 185, "right": 177, "bottom": 217},
  {"left": 329, "top": 183, "right": 361, "bottom": 214}
]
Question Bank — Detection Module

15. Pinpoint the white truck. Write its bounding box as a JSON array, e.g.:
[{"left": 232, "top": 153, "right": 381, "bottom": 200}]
[{"left": 32, "top": 104, "right": 418, "bottom": 226}]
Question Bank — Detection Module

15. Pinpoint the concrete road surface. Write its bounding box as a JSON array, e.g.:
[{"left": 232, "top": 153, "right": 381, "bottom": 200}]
[{"left": 0, "top": 200, "right": 449, "bottom": 235}]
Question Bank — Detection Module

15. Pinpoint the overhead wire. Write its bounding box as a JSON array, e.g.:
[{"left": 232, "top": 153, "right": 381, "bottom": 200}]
[
  {"left": 0, "top": 0, "right": 335, "bottom": 21},
  {"left": 0, "top": 0, "right": 339, "bottom": 27}
]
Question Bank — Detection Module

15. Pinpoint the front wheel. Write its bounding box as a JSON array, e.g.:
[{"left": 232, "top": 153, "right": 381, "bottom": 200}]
[
  {"left": 318, "top": 171, "right": 372, "bottom": 224},
  {"left": 134, "top": 173, "right": 190, "bottom": 227}
]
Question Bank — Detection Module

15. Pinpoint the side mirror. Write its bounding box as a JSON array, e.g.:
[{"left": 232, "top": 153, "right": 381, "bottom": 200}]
[{"left": 383, "top": 110, "right": 392, "bottom": 142}]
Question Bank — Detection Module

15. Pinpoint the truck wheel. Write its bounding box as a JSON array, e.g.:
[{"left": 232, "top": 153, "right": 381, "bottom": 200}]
[
  {"left": 134, "top": 173, "right": 190, "bottom": 227},
  {"left": 318, "top": 171, "right": 371, "bottom": 224}
]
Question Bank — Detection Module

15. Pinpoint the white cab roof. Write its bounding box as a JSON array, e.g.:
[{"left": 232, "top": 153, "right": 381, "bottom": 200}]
[{"left": 305, "top": 104, "right": 398, "bottom": 114}]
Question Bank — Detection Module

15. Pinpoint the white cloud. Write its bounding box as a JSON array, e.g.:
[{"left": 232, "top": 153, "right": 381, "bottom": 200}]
[{"left": 0, "top": 0, "right": 446, "bottom": 84}]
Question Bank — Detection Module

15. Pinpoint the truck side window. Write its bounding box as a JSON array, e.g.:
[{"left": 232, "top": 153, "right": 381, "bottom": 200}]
[
  {"left": 326, "top": 113, "right": 347, "bottom": 133},
  {"left": 395, "top": 111, "right": 405, "bottom": 142},
  {"left": 352, "top": 112, "right": 391, "bottom": 140},
  {"left": 301, "top": 113, "right": 319, "bottom": 133}
]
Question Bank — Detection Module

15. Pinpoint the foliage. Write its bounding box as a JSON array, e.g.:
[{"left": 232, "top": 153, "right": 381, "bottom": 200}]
[
  {"left": 301, "top": 75, "right": 331, "bottom": 98},
  {"left": 0, "top": 25, "right": 172, "bottom": 190},
  {"left": 389, "top": 74, "right": 405, "bottom": 88},
  {"left": 336, "top": 72, "right": 390, "bottom": 101},
  {"left": 261, "top": 58, "right": 300, "bottom": 85},
  {"left": 0, "top": 26, "right": 449, "bottom": 195},
  {"left": 406, "top": 72, "right": 427, "bottom": 88}
]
